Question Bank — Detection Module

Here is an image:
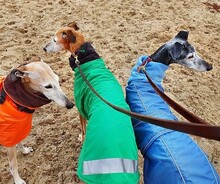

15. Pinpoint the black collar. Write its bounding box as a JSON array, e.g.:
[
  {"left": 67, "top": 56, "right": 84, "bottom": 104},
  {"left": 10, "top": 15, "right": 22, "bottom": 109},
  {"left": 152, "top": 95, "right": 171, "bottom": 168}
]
[{"left": 69, "top": 42, "right": 100, "bottom": 70}]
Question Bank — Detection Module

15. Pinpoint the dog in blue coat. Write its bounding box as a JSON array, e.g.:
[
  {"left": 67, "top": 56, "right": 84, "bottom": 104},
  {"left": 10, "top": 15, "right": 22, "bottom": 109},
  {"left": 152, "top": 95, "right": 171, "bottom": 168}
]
[{"left": 126, "top": 31, "right": 220, "bottom": 184}]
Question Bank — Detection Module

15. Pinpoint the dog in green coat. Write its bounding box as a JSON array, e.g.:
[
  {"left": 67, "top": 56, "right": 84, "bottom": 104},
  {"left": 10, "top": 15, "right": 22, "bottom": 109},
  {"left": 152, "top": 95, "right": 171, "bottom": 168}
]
[{"left": 44, "top": 22, "right": 139, "bottom": 184}]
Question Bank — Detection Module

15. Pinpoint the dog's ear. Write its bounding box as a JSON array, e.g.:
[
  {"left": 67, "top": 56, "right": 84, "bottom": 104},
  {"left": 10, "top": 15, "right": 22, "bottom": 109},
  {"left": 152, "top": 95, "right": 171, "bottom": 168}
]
[
  {"left": 168, "top": 42, "right": 184, "bottom": 60},
  {"left": 15, "top": 70, "right": 25, "bottom": 78},
  {"left": 8, "top": 69, "right": 25, "bottom": 82},
  {"left": 16, "top": 66, "right": 28, "bottom": 78},
  {"left": 12, "top": 65, "right": 30, "bottom": 82},
  {"left": 62, "top": 30, "right": 76, "bottom": 43},
  {"left": 175, "top": 31, "right": 189, "bottom": 40},
  {"left": 67, "top": 21, "right": 79, "bottom": 30}
]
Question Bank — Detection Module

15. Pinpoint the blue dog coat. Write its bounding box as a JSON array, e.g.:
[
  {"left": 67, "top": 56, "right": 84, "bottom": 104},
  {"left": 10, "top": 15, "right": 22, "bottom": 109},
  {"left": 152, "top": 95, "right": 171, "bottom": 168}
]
[{"left": 126, "top": 56, "right": 220, "bottom": 184}]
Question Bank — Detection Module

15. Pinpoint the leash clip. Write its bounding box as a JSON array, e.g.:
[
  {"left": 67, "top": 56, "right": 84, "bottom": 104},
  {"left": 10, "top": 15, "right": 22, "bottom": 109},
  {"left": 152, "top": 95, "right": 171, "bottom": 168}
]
[
  {"left": 137, "top": 57, "right": 152, "bottom": 72},
  {"left": 75, "top": 56, "right": 80, "bottom": 65},
  {"left": 137, "top": 66, "right": 146, "bottom": 73},
  {"left": 72, "top": 53, "right": 80, "bottom": 65}
]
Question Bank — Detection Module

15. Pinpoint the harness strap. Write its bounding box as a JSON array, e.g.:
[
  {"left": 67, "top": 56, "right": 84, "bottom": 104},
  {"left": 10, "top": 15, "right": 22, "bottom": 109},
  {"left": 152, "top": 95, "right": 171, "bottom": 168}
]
[
  {"left": 0, "top": 88, "right": 35, "bottom": 114},
  {"left": 74, "top": 56, "right": 220, "bottom": 141}
]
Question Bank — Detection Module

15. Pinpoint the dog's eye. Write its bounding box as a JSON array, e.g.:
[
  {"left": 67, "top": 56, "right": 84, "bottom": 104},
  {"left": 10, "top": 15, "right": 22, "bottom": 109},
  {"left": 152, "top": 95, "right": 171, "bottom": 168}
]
[
  {"left": 45, "top": 84, "right": 53, "bottom": 89},
  {"left": 188, "top": 54, "right": 194, "bottom": 59},
  {"left": 53, "top": 38, "right": 56, "bottom": 42}
]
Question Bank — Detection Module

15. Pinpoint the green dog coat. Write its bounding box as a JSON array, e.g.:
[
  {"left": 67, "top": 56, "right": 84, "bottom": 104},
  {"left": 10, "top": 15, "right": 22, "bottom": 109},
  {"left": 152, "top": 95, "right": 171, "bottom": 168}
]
[{"left": 70, "top": 43, "right": 139, "bottom": 184}]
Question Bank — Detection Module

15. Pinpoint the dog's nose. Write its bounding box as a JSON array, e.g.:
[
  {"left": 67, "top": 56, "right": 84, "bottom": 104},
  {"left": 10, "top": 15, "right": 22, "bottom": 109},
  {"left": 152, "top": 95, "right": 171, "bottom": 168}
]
[
  {"left": 66, "top": 101, "right": 74, "bottom": 109},
  {"left": 43, "top": 47, "right": 47, "bottom": 52},
  {"left": 206, "top": 64, "right": 213, "bottom": 71}
]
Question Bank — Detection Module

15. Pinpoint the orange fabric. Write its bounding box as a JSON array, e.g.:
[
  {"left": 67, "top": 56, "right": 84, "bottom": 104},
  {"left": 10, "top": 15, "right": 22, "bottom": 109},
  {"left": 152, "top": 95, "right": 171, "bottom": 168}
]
[{"left": 0, "top": 77, "right": 33, "bottom": 147}]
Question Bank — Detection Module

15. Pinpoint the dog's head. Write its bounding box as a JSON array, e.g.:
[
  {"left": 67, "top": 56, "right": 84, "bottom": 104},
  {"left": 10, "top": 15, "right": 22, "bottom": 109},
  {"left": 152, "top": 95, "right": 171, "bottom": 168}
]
[
  {"left": 150, "top": 31, "right": 212, "bottom": 72},
  {"left": 12, "top": 60, "right": 74, "bottom": 109},
  {"left": 43, "top": 22, "right": 85, "bottom": 54}
]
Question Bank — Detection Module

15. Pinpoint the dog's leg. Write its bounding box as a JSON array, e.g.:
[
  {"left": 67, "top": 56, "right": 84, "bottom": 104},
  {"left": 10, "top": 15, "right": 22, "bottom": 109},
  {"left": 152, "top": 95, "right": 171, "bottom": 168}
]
[
  {"left": 79, "top": 113, "right": 87, "bottom": 142},
  {"left": 6, "top": 146, "right": 26, "bottom": 184},
  {"left": 17, "top": 143, "right": 33, "bottom": 155}
]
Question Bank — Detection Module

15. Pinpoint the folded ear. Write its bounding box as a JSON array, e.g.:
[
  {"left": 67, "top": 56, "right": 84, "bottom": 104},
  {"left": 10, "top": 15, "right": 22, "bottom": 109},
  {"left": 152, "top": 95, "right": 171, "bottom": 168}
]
[
  {"left": 67, "top": 21, "right": 79, "bottom": 30},
  {"left": 16, "top": 65, "right": 27, "bottom": 76},
  {"left": 168, "top": 42, "right": 184, "bottom": 60},
  {"left": 62, "top": 30, "right": 76, "bottom": 43},
  {"left": 10, "top": 65, "right": 30, "bottom": 82},
  {"left": 15, "top": 70, "right": 25, "bottom": 78},
  {"left": 175, "top": 30, "right": 189, "bottom": 40},
  {"left": 8, "top": 69, "right": 25, "bottom": 82}
]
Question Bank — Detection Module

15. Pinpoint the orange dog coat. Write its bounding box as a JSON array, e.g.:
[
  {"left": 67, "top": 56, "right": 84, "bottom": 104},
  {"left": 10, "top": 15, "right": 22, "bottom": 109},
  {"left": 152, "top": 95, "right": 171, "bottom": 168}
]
[{"left": 0, "top": 77, "right": 32, "bottom": 147}]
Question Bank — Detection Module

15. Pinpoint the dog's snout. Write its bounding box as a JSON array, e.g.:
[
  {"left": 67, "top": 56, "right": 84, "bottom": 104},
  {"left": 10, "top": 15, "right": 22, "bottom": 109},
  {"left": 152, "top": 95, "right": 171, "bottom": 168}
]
[{"left": 66, "top": 101, "right": 74, "bottom": 109}]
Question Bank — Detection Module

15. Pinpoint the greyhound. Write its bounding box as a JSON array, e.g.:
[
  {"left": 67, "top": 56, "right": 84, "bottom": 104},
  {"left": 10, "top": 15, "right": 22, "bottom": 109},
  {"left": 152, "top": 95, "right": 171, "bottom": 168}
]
[
  {"left": 43, "top": 22, "right": 139, "bottom": 183},
  {"left": 125, "top": 31, "right": 220, "bottom": 183},
  {"left": 0, "top": 60, "right": 74, "bottom": 184},
  {"left": 43, "top": 23, "right": 87, "bottom": 141}
]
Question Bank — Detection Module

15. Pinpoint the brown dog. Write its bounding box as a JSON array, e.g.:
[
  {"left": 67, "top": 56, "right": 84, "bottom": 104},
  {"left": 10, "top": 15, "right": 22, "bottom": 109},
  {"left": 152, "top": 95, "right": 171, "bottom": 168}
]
[
  {"left": 43, "top": 22, "right": 87, "bottom": 141},
  {"left": 43, "top": 22, "right": 139, "bottom": 183},
  {"left": 0, "top": 60, "right": 74, "bottom": 184}
]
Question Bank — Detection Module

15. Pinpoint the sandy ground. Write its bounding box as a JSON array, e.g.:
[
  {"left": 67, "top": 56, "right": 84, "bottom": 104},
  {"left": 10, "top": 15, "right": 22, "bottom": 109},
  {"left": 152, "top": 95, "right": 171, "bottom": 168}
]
[{"left": 0, "top": 0, "right": 219, "bottom": 183}]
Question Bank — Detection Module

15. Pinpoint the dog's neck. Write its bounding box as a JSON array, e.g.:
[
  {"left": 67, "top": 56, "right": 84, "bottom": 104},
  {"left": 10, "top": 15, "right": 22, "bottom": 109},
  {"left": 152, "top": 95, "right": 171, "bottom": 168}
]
[
  {"left": 149, "top": 44, "right": 172, "bottom": 66},
  {"left": 69, "top": 42, "right": 100, "bottom": 70},
  {"left": 3, "top": 71, "right": 51, "bottom": 109}
]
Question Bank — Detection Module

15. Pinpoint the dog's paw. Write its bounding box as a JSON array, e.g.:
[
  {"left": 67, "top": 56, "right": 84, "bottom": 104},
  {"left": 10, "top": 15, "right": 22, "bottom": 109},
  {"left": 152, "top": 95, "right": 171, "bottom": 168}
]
[
  {"left": 15, "top": 178, "right": 26, "bottom": 184},
  {"left": 17, "top": 143, "right": 33, "bottom": 154},
  {"left": 78, "top": 134, "right": 82, "bottom": 142},
  {"left": 78, "top": 133, "right": 85, "bottom": 143},
  {"left": 21, "top": 147, "right": 33, "bottom": 155},
  {"left": 10, "top": 170, "right": 27, "bottom": 184}
]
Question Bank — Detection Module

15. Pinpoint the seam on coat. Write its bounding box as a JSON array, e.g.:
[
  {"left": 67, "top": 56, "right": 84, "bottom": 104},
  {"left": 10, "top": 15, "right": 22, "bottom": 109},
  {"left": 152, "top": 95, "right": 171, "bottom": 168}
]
[
  {"left": 160, "top": 136, "right": 187, "bottom": 184},
  {"left": 141, "top": 129, "right": 173, "bottom": 154},
  {"left": 133, "top": 83, "right": 148, "bottom": 114},
  {"left": 190, "top": 138, "right": 219, "bottom": 184}
]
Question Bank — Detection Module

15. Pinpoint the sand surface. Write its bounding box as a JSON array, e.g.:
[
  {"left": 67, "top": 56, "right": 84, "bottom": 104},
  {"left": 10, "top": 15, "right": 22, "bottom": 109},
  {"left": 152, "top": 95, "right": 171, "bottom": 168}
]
[{"left": 0, "top": 0, "right": 219, "bottom": 183}]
